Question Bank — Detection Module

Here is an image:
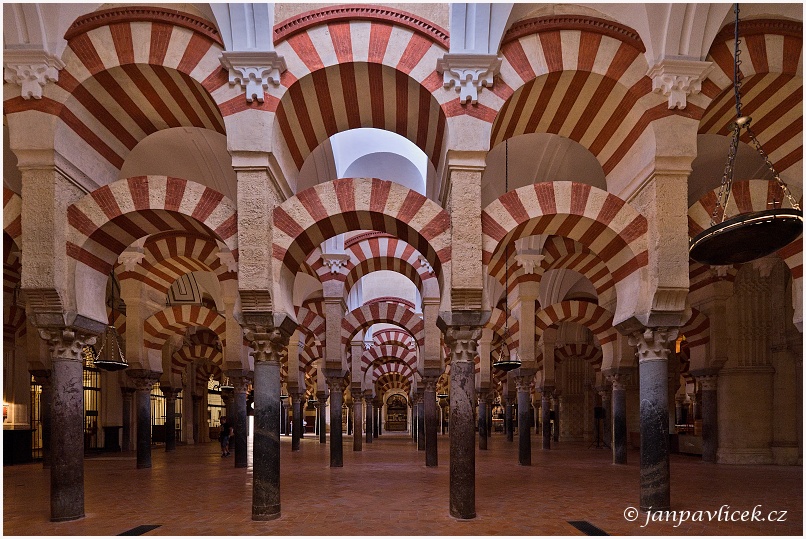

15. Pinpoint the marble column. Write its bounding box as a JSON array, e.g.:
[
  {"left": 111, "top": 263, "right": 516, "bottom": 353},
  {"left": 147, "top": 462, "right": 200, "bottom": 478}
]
[
  {"left": 128, "top": 370, "right": 159, "bottom": 470},
  {"left": 698, "top": 375, "right": 718, "bottom": 463},
  {"left": 487, "top": 396, "right": 493, "bottom": 438},
  {"left": 553, "top": 393, "right": 561, "bottom": 443},
  {"left": 478, "top": 393, "right": 488, "bottom": 450},
  {"left": 39, "top": 329, "right": 96, "bottom": 522},
  {"left": 248, "top": 328, "right": 288, "bottom": 521},
  {"left": 31, "top": 371, "right": 53, "bottom": 468},
  {"left": 374, "top": 401, "right": 381, "bottom": 437},
  {"left": 230, "top": 378, "right": 249, "bottom": 468},
  {"left": 318, "top": 393, "right": 327, "bottom": 444},
  {"left": 444, "top": 326, "right": 480, "bottom": 519},
  {"left": 505, "top": 397, "right": 514, "bottom": 442},
  {"left": 291, "top": 392, "right": 302, "bottom": 452},
  {"left": 515, "top": 377, "right": 532, "bottom": 463},
  {"left": 365, "top": 396, "right": 373, "bottom": 444},
  {"left": 417, "top": 397, "right": 425, "bottom": 451},
  {"left": 611, "top": 376, "right": 627, "bottom": 464},
  {"left": 424, "top": 378, "right": 438, "bottom": 466},
  {"left": 599, "top": 387, "right": 612, "bottom": 449},
  {"left": 191, "top": 395, "right": 201, "bottom": 444},
  {"left": 327, "top": 379, "right": 344, "bottom": 467},
  {"left": 162, "top": 387, "right": 178, "bottom": 452},
  {"left": 631, "top": 328, "right": 676, "bottom": 512},
  {"left": 541, "top": 388, "right": 553, "bottom": 450},
  {"left": 353, "top": 394, "right": 363, "bottom": 452}
]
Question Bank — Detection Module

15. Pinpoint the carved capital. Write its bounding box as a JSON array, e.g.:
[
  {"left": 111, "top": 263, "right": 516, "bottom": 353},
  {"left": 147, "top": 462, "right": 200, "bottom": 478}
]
[
  {"left": 514, "top": 375, "right": 533, "bottom": 392},
  {"left": 647, "top": 59, "right": 713, "bottom": 110},
  {"left": 160, "top": 386, "right": 182, "bottom": 400},
  {"left": 608, "top": 373, "right": 625, "bottom": 392},
  {"left": 320, "top": 252, "right": 350, "bottom": 274},
  {"left": 127, "top": 369, "right": 161, "bottom": 391},
  {"left": 117, "top": 249, "right": 145, "bottom": 272},
  {"left": 628, "top": 327, "right": 679, "bottom": 362},
  {"left": 709, "top": 265, "right": 733, "bottom": 279},
  {"left": 217, "top": 251, "right": 238, "bottom": 273},
  {"left": 244, "top": 326, "right": 290, "bottom": 365},
  {"left": 443, "top": 326, "right": 482, "bottom": 363},
  {"left": 540, "top": 386, "right": 555, "bottom": 400},
  {"left": 220, "top": 50, "right": 286, "bottom": 103},
  {"left": 326, "top": 377, "right": 345, "bottom": 394},
  {"left": 3, "top": 48, "right": 65, "bottom": 100},
  {"left": 514, "top": 253, "right": 545, "bottom": 275},
  {"left": 38, "top": 327, "right": 97, "bottom": 361},
  {"left": 228, "top": 375, "right": 252, "bottom": 395},
  {"left": 436, "top": 53, "right": 501, "bottom": 104},
  {"left": 697, "top": 374, "right": 718, "bottom": 392}
]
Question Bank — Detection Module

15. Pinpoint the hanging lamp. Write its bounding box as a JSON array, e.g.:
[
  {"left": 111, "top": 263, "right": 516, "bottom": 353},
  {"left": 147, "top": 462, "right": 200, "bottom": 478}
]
[
  {"left": 689, "top": 3, "right": 802, "bottom": 266},
  {"left": 219, "top": 376, "right": 234, "bottom": 391},
  {"left": 493, "top": 139, "right": 523, "bottom": 372},
  {"left": 91, "top": 271, "right": 128, "bottom": 371}
]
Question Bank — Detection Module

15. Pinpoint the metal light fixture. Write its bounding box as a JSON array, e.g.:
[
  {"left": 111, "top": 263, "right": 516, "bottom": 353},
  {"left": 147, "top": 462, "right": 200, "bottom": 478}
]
[
  {"left": 689, "top": 3, "right": 802, "bottom": 266},
  {"left": 219, "top": 377, "right": 234, "bottom": 391},
  {"left": 437, "top": 391, "right": 449, "bottom": 400},
  {"left": 92, "top": 271, "right": 128, "bottom": 371},
  {"left": 493, "top": 139, "right": 522, "bottom": 373}
]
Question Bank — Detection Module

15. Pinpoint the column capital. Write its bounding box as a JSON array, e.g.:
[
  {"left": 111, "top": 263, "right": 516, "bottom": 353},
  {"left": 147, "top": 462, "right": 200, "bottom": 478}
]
[
  {"left": 160, "top": 386, "right": 182, "bottom": 400},
  {"left": 219, "top": 50, "right": 286, "bottom": 103},
  {"left": 230, "top": 376, "right": 252, "bottom": 395},
  {"left": 647, "top": 58, "right": 713, "bottom": 109},
  {"left": 628, "top": 327, "right": 678, "bottom": 362},
  {"left": 540, "top": 386, "right": 555, "bottom": 399},
  {"left": 436, "top": 52, "right": 501, "bottom": 105},
  {"left": 442, "top": 326, "right": 483, "bottom": 363},
  {"left": 244, "top": 326, "right": 290, "bottom": 365},
  {"left": 38, "top": 327, "right": 97, "bottom": 362},
  {"left": 127, "top": 369, "right": 161, "bottom": 391},
  {"left": 3, "top": 48, "right": 65, "bottom": 100},
  {"left": 696, "top": 374, "right": 718, "bottom": 392},
  {"left": 326, "top": 377, "right": 345, "bottom": 394},
  {"left": 422, "top": 376, "right": 438, "bottom": 393},
  {"left": 514, "top": 375, "right": 533, "bottom": 392}
]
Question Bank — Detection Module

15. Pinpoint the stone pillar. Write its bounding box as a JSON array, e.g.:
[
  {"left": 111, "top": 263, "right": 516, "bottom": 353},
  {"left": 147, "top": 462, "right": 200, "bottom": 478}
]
[
  {"left": 443, "top": 326, "right": 481, "bottom": 520},
  {"left": 611, "top": 376, "right": 627, "bottom": 464},
  {"left": 504, "top": 395, "right": 514, "bottom": 442},
  {"left": 365, "top": 395, "right": 373, "bottom": 444},
  {"left": 630, "top": 328, "right": 677, "bottom": 511},
  {"left": 38, "top": 329, "right": 96, "bottom": 522},
  {"left": 162, "top": 387, "right": 178, "bottom": 452},
  {"left": 326, "top": 379, "right": 344, "bottom": 467},
  {"left": 374, "top": 400, "right": 381, "bottom": 437},
  {"left": 553, "top": 392, "right": 561, "bottom": 443},
  {"left": 231, "top": 377, "right": 249, "bottom": 468},
  {"left": 698, "top": 375, "right": 718, "bottom": 463},
  {"left": 353, "top": 394, "right": 363, "bottom": 452},
  {"left": 424, "top": 378, "right": 438, "bottom": 466},
  {"left": 417, "top": 396, "right": 426, "bottom": 451},
  {"left": 487, "top": 396, "right": 493, "bottom": 438},
  {"left": 191, "top": 395, "right": 201, "bottom": 445},
  {"left": 317, "top": 393, "right": 327, "bottom": 444},
  {"left": 247, "top": 328, "right": 289, "bottom": 521},
  {"left": 291, "top": 392, "right": 302, "bottom": 451},
  {"left": 515, "top": 377, "right": 532, "bottom": 463},
  {"left": 31, "top": 371, "right": 53, "bottom": 468},
  {"left": 478, "top": 393, "right": 488, "bottom": 450},
  {"left": 127, "top": 370, "right": 159, "bottom": 470},
  {"left": 541, "top": 388, "right": 553, "bottom": 450},
  {"left": 599, "top": 387, "right": 612, "bottom": 449}
]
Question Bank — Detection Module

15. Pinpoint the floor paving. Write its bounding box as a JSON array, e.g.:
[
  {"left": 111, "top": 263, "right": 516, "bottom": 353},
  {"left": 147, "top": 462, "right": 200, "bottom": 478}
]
[{"left": 3, "top": 432, "right": 802, "bottom": 536}]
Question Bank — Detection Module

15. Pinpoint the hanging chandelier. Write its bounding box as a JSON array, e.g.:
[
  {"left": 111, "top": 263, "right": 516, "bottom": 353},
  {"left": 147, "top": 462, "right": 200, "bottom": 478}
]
[
  {"left": 689, "top": 3, "right": 802, "bottom": 266},
  {"left": 92, "top": 271, "right": 128, "bottom": 371},
  {"left": 219, "top": 376, "right": 234, "bottom": 390},
  {"left": 493, "top": 139, "right": 522, "bottom": 373}
]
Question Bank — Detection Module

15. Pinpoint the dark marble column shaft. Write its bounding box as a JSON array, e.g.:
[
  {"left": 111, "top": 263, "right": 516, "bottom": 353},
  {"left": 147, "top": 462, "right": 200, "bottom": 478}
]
[
  {"left": 505, "top": 398, "right": 514, "bottom": 442},
  {"left": 700, "top": 376, "right": 718, "bottom": 463},
  {"left": 542, "top": 389, "right": 553, "bottom": 450},
  {"left": 374, "top": 402, "right": 380, "bottom": 437},
  {"left": 32, "top": 372, "right": 53, "bottom": 468},
  {"left": 516, "top": 381, "right": 531, "bottom": 464},
  {"left": 327, "top": 381, "right": 343, "bottom": 467},
  {"left": 318, "top": 395, "right": 327, "bottom": 444},
  {"left": 353, "top": 397, "right": 363, "bottom": 451},
  {"left": 424, "top": 382, "right": 438, "bottom": 466},
  {"left": 291, "top": 394, "right": 302, "bottom": 451},
  {"left": 50, "top": 355, "right": 85, "bottom": 521},
  {"left": 612, "top": 380, "right": 627, "bottom": 464},
  {"left": 365, "top": 398, "right": 373, "bottom": 444},
  {"left": 191, "top": 395, "right": 200, "bottom": 444},
  {"left": 164, "top": 390, "right": 177, "bottom": 452},
  {"left": 553, "top": 395, "right": 560, "bottom": 443},
  {"left": 600, "top": 390, "right": 612, "bottom": 449},
  {"left": 417, "top": 399, "right": 425, "bottom": 451},
  {"left": 478, "top": 396, "right": 488, "bottom": 450},
  {"left": 232, "top": 381, "right": 248, "bottom": 468},
  {"left": 134, "top": 379, "right": 154, "bottom": 469}
]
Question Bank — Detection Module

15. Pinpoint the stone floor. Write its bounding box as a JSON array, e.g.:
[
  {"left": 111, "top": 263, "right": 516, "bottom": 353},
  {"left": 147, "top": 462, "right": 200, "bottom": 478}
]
[{"left": 3, "top": 432, "right": 802, "bottom": 536}]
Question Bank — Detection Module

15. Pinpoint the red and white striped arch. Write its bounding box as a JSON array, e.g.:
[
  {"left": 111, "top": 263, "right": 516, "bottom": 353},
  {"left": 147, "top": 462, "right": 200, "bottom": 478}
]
[
  {"left": 689, "top": 260, "right": 739, "bottom": 294},
  {"left": 196, "top": 362, "right": 222, "bottom": 388},
  {"left": 342, "top": 301, "right": 424, "bottom": 347},
  {"left": 273, "top": 178, "right": 450, "bottom": 301},
  {"left": 117, "top": 231, "right": 235, "bottom": 294},
  {"left": 699, "top": 20, "right": 802, "bottom": 173},
  {"left": 271, "top": 7, "right": 450, "bottom": 171},
  {"left": 171, "top": 343, "right": 222, "bottom": 377},
  {"left": 3, "top": 189, "right": 22, "bottom": 248},
  {"left": 482, "top": 181, "right": 647, "bottom": 323},
  {"left": 535, "top": 301, "right": 617, "bottom": 347},
  {"left": 68, "top": 176, "right": 237, "bottom": 323},
  {"left": 372, "top": 328, "right": 416, "bottom": 350},
  {"left": 486, "top": 307, "right": 519, "bottom": 353},
  {"left": 361, "top": 343, "right": 418, "bottom": 374},
  {"left": 294, "top": 305, "right": 327, "bottom": 343},
  {"left": 143, "top": 305, "right": 225, "bottom": 351},
  {"left": 371, "top": 359, "right": 416, "bottom": 383},
  {"left": 375, "top": 372, "right": 413, "bottom": 396},
  {"left": 680, "top": 308, "right": 710, "bottom": 349},
  {"left": 688, "top": 180, "right": 802, "bottom": 282},
  {"left": 488, "top": 16, "right": 674, "bottom": 176},
  {"left": 2, "top": 7, "right": 242, "bottom": 173},
  {"left": 554, "top": 343, "right": 603, "bottom": 366}
]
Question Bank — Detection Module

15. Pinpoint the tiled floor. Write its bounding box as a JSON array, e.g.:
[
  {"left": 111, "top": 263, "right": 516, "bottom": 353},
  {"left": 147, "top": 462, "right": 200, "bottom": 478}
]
[{"left": 3, "top": 433, "right": 802, "bottom": 536}]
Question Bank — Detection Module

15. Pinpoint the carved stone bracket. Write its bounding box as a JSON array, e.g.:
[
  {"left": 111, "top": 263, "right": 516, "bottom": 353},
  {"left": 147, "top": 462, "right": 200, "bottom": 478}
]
[
  {"left": 127, "top": 369, "right": 162, "bottom": 391},
  {"left": 514, "top": 375, "right": 533, "bottom": 392},
  {"left": 3, "top": 48, "right": 65, "bottom": 99},
  {"left": 628, "top": 327, "right": 679, "bottom": 362},
  {"left": 321, "top": 252, "right": 350, "bottom": 274},
  {"left": 118, "top": 249, "right": 145, "bottom": 272},
  {"left": 514, "top": 235, "right": 549, "bottom": 274},
  {"left": 417, "top": 255, "right": 434, "bottom": 274},
  {"left": 219, "top": 50, "right": 287, "bottom": 103},
  {"left": 436, "top": 53, "right": 501, "bottom": 105},
  {"left": 443, "top": 326, "right": 482, "bottom": 363},
  {"left": 647, "top": 58, "right": 713, "bottom": 110},
  {"left": 39, "top": 327, "right": 97, "bottom": 361},
  {"left": 217, "top": 251, "right": 238, "bottom": 273},
  {"left": 244, "top": 327, "right": 289, "bottom": 365}
]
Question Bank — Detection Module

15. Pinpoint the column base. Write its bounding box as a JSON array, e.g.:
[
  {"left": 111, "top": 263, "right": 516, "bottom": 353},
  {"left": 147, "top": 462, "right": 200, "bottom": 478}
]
[
  {"left": 51, "top": 513, "right": 85, "bottom": 523},
  {"left": 252, "top": 507, "right": 281, "bottom": 521}
]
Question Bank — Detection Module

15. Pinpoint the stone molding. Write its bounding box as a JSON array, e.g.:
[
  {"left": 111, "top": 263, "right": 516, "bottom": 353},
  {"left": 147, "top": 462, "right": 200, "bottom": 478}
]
[
  {"left": 647, "top": 58, "right": 713, "bottom": 110},
  {"left": 712, "top": 18, "right": 802, "bottom": 44},
  {"left": 436, "top": 53, "right": 501, "bottom": 105},
  {"left": 220, "top": 51, "right": 286, "bottom": 104},
  {"left": 321, "top": 252, "right": 350, "bottom": 274},
  {"left": 273, "top": 4, "right": 450, "bottom": 48},
  {"left": 3, "top": 49, "right": 64, "bottom": 100},
  {"left": 502, "top": 15, "right": 645, "bottom": 51},
  {"left": 118, "top": 250, "right": 145, "bottom": 272}
]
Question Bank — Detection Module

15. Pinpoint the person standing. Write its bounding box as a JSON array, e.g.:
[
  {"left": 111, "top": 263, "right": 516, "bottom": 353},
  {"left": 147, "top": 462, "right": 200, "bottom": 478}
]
[{"left": 219, "top": 416, "right": 233, "bottom": 457}]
